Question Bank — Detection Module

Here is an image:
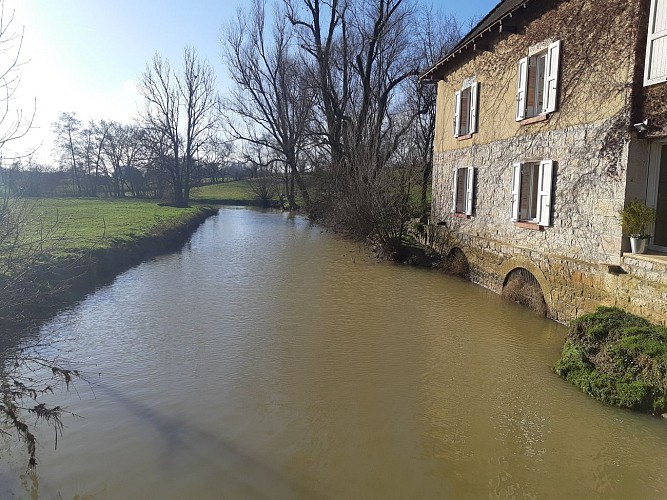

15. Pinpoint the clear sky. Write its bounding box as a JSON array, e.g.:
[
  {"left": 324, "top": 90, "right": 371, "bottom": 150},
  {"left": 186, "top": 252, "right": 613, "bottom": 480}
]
[{"left": 4, "top": 0, "right": 499, "bottom": 165}]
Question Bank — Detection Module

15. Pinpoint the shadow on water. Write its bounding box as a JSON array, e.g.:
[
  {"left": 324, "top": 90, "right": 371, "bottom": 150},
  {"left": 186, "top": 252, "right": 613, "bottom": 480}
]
[{"left": 88, "top": 380, "right": 326, "bottom": 500}]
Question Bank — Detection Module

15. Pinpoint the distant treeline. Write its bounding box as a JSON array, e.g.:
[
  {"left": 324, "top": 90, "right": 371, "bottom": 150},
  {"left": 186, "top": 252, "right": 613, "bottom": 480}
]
[{"left": 0, "top": 159, "right": 258, "bottom": 199}]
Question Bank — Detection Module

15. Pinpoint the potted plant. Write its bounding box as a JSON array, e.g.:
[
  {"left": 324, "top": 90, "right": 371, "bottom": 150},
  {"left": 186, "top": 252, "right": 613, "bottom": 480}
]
[{"left": 619, "top": 199, "right": 656, "bottom": 254}]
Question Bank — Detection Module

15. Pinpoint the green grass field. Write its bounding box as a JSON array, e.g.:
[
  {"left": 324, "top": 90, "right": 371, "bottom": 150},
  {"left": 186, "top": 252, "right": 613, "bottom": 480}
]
[
  {"left": 2, "top": 197, "right": 211, "bottom": 259},
  {"left": 190, "top": 180, "right": 255, "bottom": 203}
]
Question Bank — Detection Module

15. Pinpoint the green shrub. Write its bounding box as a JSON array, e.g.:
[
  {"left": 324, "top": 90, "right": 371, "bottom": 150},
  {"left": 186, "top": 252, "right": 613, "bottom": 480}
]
[{"left": 619, "top": 199, "right": 656, "bottom": 238}]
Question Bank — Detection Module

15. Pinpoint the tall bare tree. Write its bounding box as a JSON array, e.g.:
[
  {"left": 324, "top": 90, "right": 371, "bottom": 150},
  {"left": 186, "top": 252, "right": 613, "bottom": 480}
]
[
  {"left": 409, "top": 7, "right": 462, "bottom": 216},
  {"left": 52, "top": 112, "right": 82, "bottom": 195},
  {"left": 138, "top": 48, "right": 218, "bottom": 207},
  {"left": 79, "top": 120, "right": 110, "bottom": 196},
  {"left": 0, "top": 2, "right": 33, "bottom": 155},
  {"left": 223, "top": 0, "right": 314, "bottom": 210},
  {"left": 284, "top": 0, "right": 350, "bottom": 177}
]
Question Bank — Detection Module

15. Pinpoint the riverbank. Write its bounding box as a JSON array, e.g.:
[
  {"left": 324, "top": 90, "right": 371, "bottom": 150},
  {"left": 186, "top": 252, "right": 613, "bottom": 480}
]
[
  {"left": 0, "top": 198, "right": 217, "bottom": 329},
  {"left": 554, "top": 306, "right": 667, "bottom": 416},
  {"left": 191, "top": 180, "right": 279, "bottom": 207}
]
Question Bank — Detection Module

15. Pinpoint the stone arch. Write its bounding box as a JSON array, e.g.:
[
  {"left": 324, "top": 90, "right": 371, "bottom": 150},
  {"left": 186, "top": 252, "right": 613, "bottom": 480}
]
[
  {"left": 443, "top": 247, "right": 470, "bottom": 278},
  {"left": 501, "top": 267, "right": 549, "bottom": 316}
]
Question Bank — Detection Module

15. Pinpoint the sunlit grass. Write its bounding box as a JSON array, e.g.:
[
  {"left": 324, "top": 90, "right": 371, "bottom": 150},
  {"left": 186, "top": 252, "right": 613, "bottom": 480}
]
[
  {"left": 190, "top": 180, "right": 255, "bottom": 203},
  {"left": 3, "top": 197, "right": 209, "bottom": 259}
]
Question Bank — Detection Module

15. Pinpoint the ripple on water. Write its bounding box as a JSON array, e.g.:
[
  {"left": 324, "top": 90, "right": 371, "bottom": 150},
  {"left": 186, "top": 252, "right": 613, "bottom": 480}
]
[{"left": 2, "top": 208, "right": 667, "bottom": 499}]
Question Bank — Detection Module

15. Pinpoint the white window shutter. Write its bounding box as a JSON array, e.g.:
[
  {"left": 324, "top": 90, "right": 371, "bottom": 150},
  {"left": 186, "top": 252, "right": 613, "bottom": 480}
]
[
  {"left": 451, "top": 168, "right": 458, "bottom": 212},
  {"left": 465, "top": 167, "right": 475, "bottom": 215},
  {"left": 536, "top": 160, "right": 554, "bottom": 226},
  {"left": 544, "top": 40, "right": 561, "bottom": 113},
  {"left": 453, "top": 91, "right": 461, "bottom": 137},
  {"left": 469, "top": 82, "right": 478, "bottom": 134},
  {"left": 511, "top": 163, "right": 521, "bottom": 221},
  {"left": 645, "top": 0, "right": 667, "bottom": 85},
  {"left": 515, "top": 57, "right": 528, "bottom": 121}
]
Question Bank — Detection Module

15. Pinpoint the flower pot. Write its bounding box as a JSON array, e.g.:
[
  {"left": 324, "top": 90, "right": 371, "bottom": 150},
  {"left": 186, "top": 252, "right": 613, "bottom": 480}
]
[{"left": 630, "top": 236, "right": 649, "bottom": 254}]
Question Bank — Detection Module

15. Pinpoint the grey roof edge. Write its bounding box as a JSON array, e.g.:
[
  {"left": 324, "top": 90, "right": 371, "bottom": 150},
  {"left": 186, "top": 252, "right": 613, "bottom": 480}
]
[{"left": 420, "top": 0, "right": 538, "bottom": 82}]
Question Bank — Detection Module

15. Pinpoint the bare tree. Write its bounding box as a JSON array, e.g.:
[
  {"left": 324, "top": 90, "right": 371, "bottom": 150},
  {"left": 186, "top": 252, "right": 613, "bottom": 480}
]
[
  {"left": 79, "top": 120, "right": 110, "bottom": 196},
  {"left": 223, "top": 0, "right": 314, "bottom": 210},
  {"left": 0, "top": 0, "right": 82, "bottom": 473},
  {"left": 0, "top": 1, "right": 33, "bottom": 154},
  {"left": 284, "top": 0, "right": 351, "bottom": 177},
  {"left": 409, "top": 7, "right": 462, "bottom": 217},
  {"left": 138, "top": 48, "right": 218, "bottom": 207},
  {"left": 102, "top": 121, "right": 145, "bottom": 197},
  {"left": 52, "top": 112, "right": 83, "bottom": 195},
  {"left": 244, "top": 141, "right": 281, "bottom": 207}
]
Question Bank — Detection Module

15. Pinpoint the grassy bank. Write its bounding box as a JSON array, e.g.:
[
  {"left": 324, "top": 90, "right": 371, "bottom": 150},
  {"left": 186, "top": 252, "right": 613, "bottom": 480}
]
[
  {"left": 554, "top": 306, "right": 667, "bottom": 415},
  {"left": 1, "top": 197, "right": 217, "bottom": 328},
  {"left": 190, "top": 180, "right": 258, "bottom": 205}
]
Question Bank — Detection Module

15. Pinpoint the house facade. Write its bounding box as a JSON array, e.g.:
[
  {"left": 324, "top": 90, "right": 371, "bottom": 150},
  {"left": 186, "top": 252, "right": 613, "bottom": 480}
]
[{"left": 422, "top": 0, "right": 667, "bottom": 323}]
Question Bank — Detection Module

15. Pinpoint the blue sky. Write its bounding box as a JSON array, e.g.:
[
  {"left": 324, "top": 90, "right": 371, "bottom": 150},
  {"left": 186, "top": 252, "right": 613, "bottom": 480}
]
[{"left": 5, "top": 0, "right": 498, "bottom": 164}]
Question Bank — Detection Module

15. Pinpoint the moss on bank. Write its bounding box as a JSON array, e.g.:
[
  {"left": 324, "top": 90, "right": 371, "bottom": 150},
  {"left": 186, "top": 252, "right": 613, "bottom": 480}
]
[{"left": 554, "top": 306, "right": 667, "bottom": 415}]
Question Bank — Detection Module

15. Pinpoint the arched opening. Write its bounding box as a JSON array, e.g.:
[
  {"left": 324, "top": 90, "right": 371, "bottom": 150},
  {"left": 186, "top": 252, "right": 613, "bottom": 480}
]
[
  {"left": 502, "top": 267, "right": 548, "bottom": 316},
  {"left": 442, "top": 247, "right": 470, "bottom": 278}
]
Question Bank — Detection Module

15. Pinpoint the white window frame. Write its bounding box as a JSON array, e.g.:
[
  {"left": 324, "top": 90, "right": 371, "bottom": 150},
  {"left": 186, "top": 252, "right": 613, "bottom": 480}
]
[
  {"left": 645, "top": 0, "right": 667, "bottom": 86},
  {"left": 510, "top": 160, "right": 553, "bottom": 226},
  {"left": 451, "top": 167, "right": 475, "bottom": 216},
  {"left": 453, "top": 80, "right": 478, "bottom": 137},
  {"left": 515, "top": 40, "right": 561, "bottom": 121}
]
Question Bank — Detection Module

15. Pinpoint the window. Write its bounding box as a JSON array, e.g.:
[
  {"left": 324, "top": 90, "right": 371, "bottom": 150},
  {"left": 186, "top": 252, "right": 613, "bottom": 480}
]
[
  {"left": 451, "top": 167, "right": 475, "bottom": 216},
  {"left": 516, "top": 41, "right": 560, "bottom": 120},
  {"left": 453, "top": 80, "right": 478, "bottom": 137},
  {"left": 511, "top": 160, "right": 553, "bottom": 226},
  {"left": 645, "top": 0, "right": 667, "bottom": 86}
]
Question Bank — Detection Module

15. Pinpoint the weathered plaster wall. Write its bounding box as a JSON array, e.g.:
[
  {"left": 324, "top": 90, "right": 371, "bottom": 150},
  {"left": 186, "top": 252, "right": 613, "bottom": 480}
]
[
  {"left": 642, "top": 84, "right": 667, "bottom": 138},
  {"left": 433, "top": 0, "right": 637, "bottom": 154}
]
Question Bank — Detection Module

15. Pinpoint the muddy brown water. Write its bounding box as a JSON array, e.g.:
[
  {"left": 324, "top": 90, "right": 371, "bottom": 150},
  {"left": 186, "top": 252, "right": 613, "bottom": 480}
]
[{"left": 1, "top": 208, "right": 666, "bottom": 499}]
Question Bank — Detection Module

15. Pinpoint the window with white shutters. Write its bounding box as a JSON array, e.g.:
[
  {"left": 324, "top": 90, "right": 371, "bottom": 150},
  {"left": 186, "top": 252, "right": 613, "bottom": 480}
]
[
  {"left": 451, "top": 167, "right": 475, "bottom": 216},
  {"left": 453, "top": 80, "right": 478, "bottom": 137},
  {"left": 645, "top": 0, "right": 667, "bottom": 86},
  {"left": 515, "top": 41, "right": 561, "bottom": 120},
  {"left": 510, "top": 161, "right": 553, "bottom": 226}
]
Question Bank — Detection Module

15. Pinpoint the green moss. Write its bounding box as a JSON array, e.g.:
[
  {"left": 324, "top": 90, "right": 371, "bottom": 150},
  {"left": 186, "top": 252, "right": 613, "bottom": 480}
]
[{"left": 555, "top": 307, "right": 667, "bottom": 415}]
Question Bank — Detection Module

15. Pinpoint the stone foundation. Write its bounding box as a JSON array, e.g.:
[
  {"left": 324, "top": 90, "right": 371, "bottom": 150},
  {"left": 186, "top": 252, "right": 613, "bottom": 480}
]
[{"left": 426, "top": 224, "right": 667, "bottom": 325}]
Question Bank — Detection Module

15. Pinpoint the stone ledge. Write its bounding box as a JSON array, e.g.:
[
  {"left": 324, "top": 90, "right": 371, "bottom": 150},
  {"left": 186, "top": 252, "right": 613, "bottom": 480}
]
[
  {"left": 622, "top": 251, "right": 667, "bottom": 270},
  {"left": 619, "top": 252, "right": 667, "bottom": 287}
]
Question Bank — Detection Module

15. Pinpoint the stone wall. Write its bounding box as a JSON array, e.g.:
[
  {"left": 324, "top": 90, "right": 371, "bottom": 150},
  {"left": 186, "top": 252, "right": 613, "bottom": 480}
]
[
  {"left": 426, "top": 224, "right": 667, "bottom": 325},
  {"left": 432, "top": 118, "right": 629, "bottom": 267}
]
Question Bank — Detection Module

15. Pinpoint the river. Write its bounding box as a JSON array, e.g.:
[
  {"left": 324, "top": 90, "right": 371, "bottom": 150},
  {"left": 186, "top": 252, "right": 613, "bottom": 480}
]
[{"left": 1, "top": 207, "right": 666, "bottom": 499}]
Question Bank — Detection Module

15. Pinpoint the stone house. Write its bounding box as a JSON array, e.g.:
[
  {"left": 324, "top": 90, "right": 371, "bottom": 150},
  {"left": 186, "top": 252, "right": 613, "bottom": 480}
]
[{"left": 421, "top": 0, "right": 667, "bottom": 323}]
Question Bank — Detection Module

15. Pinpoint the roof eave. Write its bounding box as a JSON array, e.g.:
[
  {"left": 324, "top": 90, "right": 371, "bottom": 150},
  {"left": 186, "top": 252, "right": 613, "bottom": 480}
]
[{"left": 419, "top": 0, "right": 536, "bottom": 82}]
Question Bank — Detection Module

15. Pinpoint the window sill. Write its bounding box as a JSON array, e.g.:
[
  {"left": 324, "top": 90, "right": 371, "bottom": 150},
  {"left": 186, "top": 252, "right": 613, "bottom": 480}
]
[
  {"left": 456, "top": 134, "right": 473, "bottom": 141},
  {"left": 514, "top": 221, "right": 543, "bottom": 231},
  {"left": 644, "top": 77, "right": 667, "bottom": 87},
  {"left": 452, "top": 212, "right": 470, "bottom": 219},
  {"left": 518, "top": 113, "right": 550, "bottom": 126}
]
